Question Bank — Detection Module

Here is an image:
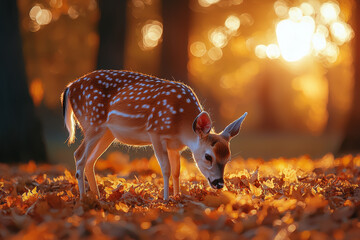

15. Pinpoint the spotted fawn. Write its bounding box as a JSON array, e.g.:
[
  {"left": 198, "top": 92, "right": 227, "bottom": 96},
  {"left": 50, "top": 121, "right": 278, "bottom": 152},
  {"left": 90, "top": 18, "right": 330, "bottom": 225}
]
[{"left": 61, "top": 70, "right": 247, "bottom": 200}]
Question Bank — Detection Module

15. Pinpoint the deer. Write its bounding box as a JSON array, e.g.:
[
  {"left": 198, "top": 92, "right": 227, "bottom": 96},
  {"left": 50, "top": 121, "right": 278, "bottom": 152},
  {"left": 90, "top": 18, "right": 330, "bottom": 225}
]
[{"left": 61, "top": 70, "right": 247, "bottom": 200}]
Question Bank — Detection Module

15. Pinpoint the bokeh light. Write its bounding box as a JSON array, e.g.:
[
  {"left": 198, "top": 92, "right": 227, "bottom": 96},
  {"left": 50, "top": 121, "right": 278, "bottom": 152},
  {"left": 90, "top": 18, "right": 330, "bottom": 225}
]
[
  {"left": 208, "top": 47, "right": 223, "bottom": 61},
  {"left": 330, "top": 21, "right": 353, "bottom": 45},
  {"left": 288, "top": 7, "right": 303, "bottom": 21},
  {"left": 68, "top": 6, "right": 79, "bottom": 19},
  {"left": 322, "top": 42, "right": 339, "bottom": 63},
  {"left": 49, "top": 0, "right": 63, "bottom": 8},
  {"left": 225, "top": 15, "right": 240, "bottom": 32},
  {"left": 209, "top": 28, "right": 228, "bottom": 48},
  {"left": 274, "top": 1, "right": 288, "bottom": 18},
  {"left": 312, "top": 32, "right": 327, "bottom": 51},
  {"left": 198, "top": 0, "right": 220, "bottom": 8},
  {"left": 29, "top": 5, "right": 52, "bottom": 26},
  {"left": 18, "top": 0, "right": 357, "bottom": 150},
  {"left": 257, "top": 1, "right": 353, "bottom": 63},
  {"left": 255, "top": 45, "right": 267, "bottom": 59},
  {"left": 190, "top": 41, "right": 207, "bottom": 57},
  {"left": 239, "top": 13, "right": 254, "bottom": 26},
  {"left": 192, "top": 14, "right": 243, "bottom": 63},
  {"left": 320, "top": 2, "right": 340, "bottom": 24},
  {"left": 300, "top": 2, "right": 314, "bottom": 16},
  {"left": 317, "top": 25, "right": 330, "bottom": 38},
  {"left": 266, "top": 44, "right": 280, "bottom": 59},
  {"left": 276, "top": 16, "right": 315, "bottom": 62},
  {"left": 141, "top": 21, "right": 163, "bottom": 50},
  {"left": 29, "top": 5, "right": 41, "bottom": 20},
  {"left": 36, "top": 9, "right": 52, "bottom": 25},
  {"left": 29, "top": 79, "right": 44, "bottom": 106}
]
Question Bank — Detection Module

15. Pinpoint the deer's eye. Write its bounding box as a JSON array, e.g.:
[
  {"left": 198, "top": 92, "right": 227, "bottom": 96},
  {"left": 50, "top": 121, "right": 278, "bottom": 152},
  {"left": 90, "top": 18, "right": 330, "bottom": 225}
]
[{"left": 205, "top": 154, "right": 213, "bottom": 162}]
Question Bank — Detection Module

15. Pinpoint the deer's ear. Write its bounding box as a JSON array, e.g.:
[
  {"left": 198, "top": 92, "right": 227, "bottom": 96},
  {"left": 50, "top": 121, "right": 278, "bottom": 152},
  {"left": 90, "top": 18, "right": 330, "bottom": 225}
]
[
  {"left": 193, "top": 112, "right": 212, "bottom": 137},
  {"left": 221, "top": 112, "right": 247, "bottom": 141}
]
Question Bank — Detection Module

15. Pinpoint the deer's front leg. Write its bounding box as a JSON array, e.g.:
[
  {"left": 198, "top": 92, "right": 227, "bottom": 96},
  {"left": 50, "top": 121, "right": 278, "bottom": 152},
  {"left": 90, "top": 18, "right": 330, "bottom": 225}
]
[
  {"left": 168, "top": 149, "right": 180, "bottom": 196},
  {"left": 150, "top": 134, "right": 170, "bottom": 200}
]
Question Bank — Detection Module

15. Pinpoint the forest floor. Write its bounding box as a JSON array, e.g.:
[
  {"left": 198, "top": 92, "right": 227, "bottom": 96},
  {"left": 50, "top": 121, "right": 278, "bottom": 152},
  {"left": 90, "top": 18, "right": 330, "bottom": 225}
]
[{"left": 0, "top": 153, "right": 359, "bottom": 240}]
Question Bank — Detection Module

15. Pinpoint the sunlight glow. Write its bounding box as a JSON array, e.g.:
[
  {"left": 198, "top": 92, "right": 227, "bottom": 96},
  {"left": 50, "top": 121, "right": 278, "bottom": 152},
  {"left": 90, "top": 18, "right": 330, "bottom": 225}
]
[
  {"left": 257, "top": 1, "right": 352, "bottom": 63},
  {"left": 141, "top": 21, "right": 163, "bottom": 50},
  {"left": 276, "top": 16, "right": 315, "bottom": 62},
  {"left": 292, "top": 75, "right": 328, "bottom": 133},
  {"left": 312, "top": 32, "right": 327, "bottom": 51}
]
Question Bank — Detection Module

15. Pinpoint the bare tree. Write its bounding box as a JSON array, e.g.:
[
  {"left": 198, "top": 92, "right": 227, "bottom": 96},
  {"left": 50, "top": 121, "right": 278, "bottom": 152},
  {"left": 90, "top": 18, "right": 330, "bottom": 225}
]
[{"left": 0, "top": 0, "right": 47, "bottom": 162}]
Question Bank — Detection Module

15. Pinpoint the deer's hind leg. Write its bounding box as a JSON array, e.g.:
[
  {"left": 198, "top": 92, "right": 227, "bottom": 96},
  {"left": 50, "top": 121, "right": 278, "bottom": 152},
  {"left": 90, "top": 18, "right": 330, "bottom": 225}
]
[
  {"left": 74, "top": 128, "right": 114, "bottom": 199},
  {"left": 74, "top": 139, "right": 87, "bottom": 199},
  {"left": 84, "top": 129, "right": 114, "bottom": 197}
]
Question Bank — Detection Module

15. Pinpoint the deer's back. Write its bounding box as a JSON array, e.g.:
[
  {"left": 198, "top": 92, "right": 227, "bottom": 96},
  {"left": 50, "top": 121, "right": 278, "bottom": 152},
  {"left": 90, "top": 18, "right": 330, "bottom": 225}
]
[{"left": 67, "top": 70, "right": 202, "bottom": 136}]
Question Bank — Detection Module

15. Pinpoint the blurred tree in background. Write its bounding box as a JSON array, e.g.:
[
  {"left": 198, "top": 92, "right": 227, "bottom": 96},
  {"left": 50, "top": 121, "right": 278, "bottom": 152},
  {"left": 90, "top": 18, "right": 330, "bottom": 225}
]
[
  {"left": 339, "top": 3, "right": 360, "bottom": 153},
  {"left": 97, "top": 0, "right": 127, "bottom": 70},
  {"left": 0, "top": 0, "right": 47, "bottom": 163},
  {"left": 160, "top": 0, "right": 190, "bottom": 84}
]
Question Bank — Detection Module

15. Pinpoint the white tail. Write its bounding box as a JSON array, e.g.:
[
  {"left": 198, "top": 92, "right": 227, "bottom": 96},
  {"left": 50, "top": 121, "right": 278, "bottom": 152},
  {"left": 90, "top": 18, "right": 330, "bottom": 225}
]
[
  {"left": 62, "top": 87, "right": 76, "bottom": 144},
  {"left": 63, "top": 70, "right": 247, "bottom": 200}
]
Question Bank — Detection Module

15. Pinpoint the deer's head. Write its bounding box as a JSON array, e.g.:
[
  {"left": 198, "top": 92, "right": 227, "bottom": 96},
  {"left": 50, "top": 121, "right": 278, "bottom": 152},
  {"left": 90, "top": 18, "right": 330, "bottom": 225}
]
[{"left": 191, "top": 111, "right": 247, "bottom": 189}]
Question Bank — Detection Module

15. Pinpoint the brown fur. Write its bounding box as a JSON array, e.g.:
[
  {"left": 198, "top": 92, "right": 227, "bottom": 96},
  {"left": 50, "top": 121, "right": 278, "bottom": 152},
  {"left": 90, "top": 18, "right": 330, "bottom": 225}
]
[
  {"left": 206, "top": 134, "right": 230, "bottom": 163},
  {"left": 66, "top": 70, "right": 202, "bottom": 136}
]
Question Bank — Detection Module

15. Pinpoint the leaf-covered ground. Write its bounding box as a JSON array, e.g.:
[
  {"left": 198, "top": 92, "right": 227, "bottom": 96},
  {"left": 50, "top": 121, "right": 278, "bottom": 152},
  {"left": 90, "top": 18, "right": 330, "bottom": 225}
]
[{"left": 0, "top": 153, "right": 359, "bottom": 240}]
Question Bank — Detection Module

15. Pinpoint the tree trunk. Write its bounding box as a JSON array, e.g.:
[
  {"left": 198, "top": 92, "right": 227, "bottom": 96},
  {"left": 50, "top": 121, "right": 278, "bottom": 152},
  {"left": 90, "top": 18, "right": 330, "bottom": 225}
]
[
  {"left": 0, "top": 0, "right": 47, "bottom": 163},
  {"left": 338, "top": 3, "right": 360, "bottom": 153},
  {"left": 96, "top": 0, "right": 127, "bottom": 70},
  {"left": 258, "top": 69, "right": 279, "bottom": 131},
  {"left": 160, "top": 0, "right": 190, "bottom": 84}
]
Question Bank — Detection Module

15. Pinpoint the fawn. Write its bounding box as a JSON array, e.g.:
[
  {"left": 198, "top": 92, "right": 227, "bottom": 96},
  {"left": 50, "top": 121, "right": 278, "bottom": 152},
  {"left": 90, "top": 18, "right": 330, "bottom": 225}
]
[{"left": 61, "top": 70, "right": 247, "bottom": 200}]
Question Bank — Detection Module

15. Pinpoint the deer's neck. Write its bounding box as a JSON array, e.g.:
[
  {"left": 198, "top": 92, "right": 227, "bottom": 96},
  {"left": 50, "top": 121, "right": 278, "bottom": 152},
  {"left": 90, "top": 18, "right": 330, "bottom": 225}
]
[{"left": 181, "top": 129, "right": 200, "bottom": 153}]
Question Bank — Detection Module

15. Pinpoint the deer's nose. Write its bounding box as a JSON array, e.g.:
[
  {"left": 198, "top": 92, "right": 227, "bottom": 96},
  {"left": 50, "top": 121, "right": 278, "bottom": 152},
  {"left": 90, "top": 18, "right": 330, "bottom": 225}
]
[{"left": 210, "top": 178, "right": 224, "bottom": 189}]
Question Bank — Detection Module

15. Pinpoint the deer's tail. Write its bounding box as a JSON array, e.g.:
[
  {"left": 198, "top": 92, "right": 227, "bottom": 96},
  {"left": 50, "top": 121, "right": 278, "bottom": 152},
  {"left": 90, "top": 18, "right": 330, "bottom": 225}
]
[{"left": 61, "top": 87, "right": 76, "bottom": 145}]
